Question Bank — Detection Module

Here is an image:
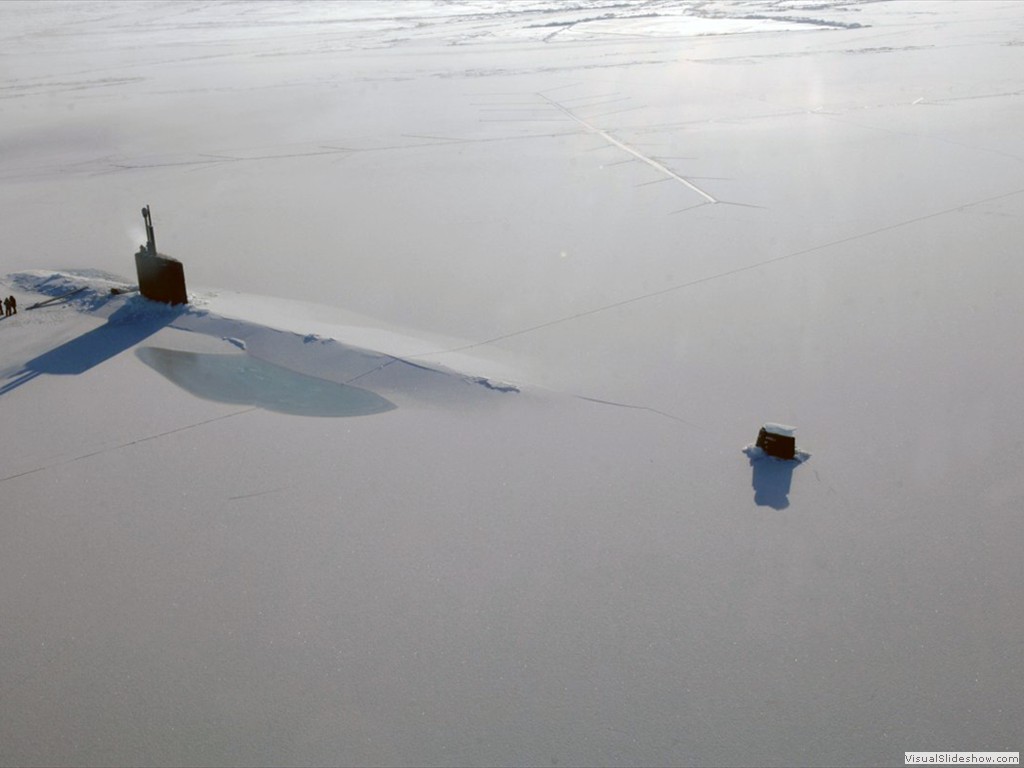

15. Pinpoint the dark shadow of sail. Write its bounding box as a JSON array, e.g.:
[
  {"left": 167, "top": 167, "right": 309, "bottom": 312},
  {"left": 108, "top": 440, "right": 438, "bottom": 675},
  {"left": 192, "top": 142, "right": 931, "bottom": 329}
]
[
  {"left": 0, "top": 302, "right": 180, "bottom": 396},
  {"left": 137, "top": 347, "right": 396, "bottom": 418}
]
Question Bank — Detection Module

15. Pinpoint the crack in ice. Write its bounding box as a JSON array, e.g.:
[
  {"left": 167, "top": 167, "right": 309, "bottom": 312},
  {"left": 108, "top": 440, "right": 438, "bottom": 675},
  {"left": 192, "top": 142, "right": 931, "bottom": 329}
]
[{"left": 539, "top": 93, "right": 719, "bottom": 204}]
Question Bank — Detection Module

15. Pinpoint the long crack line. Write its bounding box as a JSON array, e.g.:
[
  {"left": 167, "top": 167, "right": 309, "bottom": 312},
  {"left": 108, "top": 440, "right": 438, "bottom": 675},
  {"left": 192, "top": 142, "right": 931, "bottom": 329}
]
[{"left": 540, "top": 93, "right": 718, "bottom": 204}]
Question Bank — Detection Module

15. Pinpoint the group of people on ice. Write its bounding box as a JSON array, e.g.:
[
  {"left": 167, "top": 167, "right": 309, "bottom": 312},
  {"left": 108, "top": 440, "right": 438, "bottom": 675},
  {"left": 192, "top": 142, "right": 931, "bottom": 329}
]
[{"left": 3, "top": 295, "right": 16, "bottom": 317}]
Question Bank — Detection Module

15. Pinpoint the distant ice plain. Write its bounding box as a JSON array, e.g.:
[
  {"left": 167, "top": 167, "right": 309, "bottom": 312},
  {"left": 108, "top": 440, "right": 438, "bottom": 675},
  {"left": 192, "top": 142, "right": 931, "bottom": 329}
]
[{"left": 2, "top": 2, "right": 1023, "bottom": 766}]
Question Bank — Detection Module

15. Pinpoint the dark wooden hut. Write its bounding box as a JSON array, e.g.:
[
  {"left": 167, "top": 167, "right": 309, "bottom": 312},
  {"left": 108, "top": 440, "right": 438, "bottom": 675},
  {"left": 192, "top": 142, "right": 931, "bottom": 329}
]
[{"left": 756, "top": 423, "right": 797, "bottom": 460}]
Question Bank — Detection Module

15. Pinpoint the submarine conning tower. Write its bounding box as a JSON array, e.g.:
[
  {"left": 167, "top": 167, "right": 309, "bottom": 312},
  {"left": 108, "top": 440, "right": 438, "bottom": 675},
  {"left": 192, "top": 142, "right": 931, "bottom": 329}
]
[{"left": 135, "top": 205, "right": 188, "bottom": 305}]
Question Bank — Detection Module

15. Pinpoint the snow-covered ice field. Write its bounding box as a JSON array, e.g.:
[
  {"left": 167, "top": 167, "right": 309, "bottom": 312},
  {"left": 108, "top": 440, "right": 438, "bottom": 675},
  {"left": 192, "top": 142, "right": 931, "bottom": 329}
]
[{"left": 2, "top": 2, "right": 1023, "bottom": 765}]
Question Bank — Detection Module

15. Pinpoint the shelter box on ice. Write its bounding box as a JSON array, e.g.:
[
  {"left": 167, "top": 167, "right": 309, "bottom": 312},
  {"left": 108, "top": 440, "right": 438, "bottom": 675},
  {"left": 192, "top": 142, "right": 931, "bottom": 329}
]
[{"left": 756, "top": 423, "right": 797, "bottom": 460}]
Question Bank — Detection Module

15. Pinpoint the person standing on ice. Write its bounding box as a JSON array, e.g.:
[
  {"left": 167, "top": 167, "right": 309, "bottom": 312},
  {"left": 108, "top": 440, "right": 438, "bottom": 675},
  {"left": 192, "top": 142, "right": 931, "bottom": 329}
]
[
  {"left": 8, "top": 295, "right": 15, "bottom": 315},
  {"left": 2, "top": 297, "right": 9, "bottom": 317}
]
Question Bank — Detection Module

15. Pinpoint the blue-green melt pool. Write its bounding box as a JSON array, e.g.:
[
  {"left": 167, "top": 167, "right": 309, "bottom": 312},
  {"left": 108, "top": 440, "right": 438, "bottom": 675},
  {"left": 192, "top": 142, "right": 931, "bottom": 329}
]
[{"left": 137, "top": 347, "right": 396, "bottom": 417}]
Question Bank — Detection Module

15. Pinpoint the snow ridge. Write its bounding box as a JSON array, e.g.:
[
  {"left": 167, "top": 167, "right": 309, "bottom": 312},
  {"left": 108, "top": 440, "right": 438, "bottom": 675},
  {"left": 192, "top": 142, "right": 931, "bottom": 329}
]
[{"left": 5, "top": 271, "right": 522, "bottom": 408}]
